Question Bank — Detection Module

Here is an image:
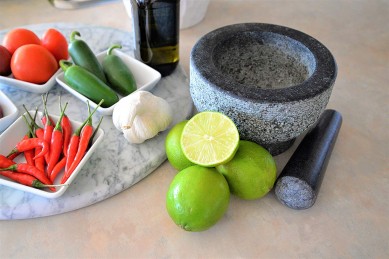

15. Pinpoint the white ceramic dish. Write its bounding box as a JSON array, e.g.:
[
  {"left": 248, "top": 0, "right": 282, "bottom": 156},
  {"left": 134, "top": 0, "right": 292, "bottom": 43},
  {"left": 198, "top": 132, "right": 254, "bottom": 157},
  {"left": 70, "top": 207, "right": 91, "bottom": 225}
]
[
  {"left": 56, "top": 49, "right": 161, "bottom": 115},
  {"left": 0, "top": 110, "right": 104, "bottom": 199},
  {"left": 0, "top": 69, "right": 61, "bottom": 94},
  {"left": 0, "top": 90, "right": 18, "bottom": 132}
]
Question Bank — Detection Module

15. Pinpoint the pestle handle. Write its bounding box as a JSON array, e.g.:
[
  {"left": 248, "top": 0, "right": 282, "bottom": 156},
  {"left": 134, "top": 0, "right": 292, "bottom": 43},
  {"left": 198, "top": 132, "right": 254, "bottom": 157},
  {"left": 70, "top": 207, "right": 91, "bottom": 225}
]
[{"left": 275, "top": 109, "right": 343, "bottom": 209}]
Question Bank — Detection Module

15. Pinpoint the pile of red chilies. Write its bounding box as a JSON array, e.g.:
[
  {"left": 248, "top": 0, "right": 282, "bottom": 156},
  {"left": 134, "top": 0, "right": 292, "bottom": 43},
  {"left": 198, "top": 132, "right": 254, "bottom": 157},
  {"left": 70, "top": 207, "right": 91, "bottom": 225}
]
[{"left": 0, "top": 94, "right": 103, "bottom": 192}]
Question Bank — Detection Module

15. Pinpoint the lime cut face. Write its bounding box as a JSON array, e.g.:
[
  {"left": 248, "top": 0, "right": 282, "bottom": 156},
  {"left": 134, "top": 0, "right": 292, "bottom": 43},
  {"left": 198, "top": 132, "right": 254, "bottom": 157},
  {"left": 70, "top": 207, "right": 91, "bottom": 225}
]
[{"left": 180, "top": 111, "right": 240, "bottom": 167}]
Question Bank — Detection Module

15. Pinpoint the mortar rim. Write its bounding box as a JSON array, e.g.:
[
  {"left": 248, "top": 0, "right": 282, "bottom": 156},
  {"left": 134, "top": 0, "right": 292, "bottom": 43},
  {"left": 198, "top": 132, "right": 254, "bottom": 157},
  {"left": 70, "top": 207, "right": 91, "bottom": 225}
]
[{"left": 190, "top": 23, "right": 337, "bottom": 103}]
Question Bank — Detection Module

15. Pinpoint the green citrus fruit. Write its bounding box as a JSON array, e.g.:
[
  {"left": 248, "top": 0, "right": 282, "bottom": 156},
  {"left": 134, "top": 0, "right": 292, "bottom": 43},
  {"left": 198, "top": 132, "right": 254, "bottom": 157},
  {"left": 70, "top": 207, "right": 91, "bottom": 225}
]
[
  {"left": 216, "top": 140, "right": 277, "bottom": 200},
  {"left": 180, "top": 111, "right": 239, "bottom": 167},
  {"left": 166, "top": 165, "right": 230, "bottom": 232},
  {"left": 165, "top": 120, "right": 195, "bottom": 170}
]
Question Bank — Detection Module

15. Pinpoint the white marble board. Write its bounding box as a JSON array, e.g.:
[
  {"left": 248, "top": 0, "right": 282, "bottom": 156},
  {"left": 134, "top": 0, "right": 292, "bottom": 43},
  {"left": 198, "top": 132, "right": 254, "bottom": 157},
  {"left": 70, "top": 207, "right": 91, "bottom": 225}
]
[{"left": 0, "top": 23, "right": 193, "bottom": 220}]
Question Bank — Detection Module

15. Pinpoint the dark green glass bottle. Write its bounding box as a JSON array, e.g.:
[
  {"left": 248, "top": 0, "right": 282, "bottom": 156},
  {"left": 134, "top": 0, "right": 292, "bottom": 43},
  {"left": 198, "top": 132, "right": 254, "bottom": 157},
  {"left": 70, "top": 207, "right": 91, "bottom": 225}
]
[{"left": 131, "top": 0, "right": 180, "bottom": 77}]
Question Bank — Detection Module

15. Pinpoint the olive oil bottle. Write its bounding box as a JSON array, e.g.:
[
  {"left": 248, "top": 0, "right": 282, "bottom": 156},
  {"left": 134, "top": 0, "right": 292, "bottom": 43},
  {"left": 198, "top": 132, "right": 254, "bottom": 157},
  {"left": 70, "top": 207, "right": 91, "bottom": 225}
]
[{"left": 130, "top": 0, "right": 180, "bottom": 77}]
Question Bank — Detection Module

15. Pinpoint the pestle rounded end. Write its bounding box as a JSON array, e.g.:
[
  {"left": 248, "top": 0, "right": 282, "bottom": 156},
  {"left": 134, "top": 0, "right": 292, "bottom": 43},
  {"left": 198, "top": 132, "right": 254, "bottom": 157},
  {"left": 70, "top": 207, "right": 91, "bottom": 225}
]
[{"left": 275, "top": 176, "right": 316, "bottom": 210}]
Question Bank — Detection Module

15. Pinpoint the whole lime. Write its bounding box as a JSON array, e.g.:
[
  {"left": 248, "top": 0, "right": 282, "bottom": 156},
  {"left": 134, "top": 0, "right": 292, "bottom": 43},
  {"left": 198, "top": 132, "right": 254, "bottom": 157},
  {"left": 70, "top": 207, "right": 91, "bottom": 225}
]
[
  {"left": 166, "top": 165, "right": 230, "bottom": 232},
  {"left": 216, "top": 140, "right": 277, "bottom": 200},
  {"left": 165, "top": 120, "right": 195, "bottom": 170}
]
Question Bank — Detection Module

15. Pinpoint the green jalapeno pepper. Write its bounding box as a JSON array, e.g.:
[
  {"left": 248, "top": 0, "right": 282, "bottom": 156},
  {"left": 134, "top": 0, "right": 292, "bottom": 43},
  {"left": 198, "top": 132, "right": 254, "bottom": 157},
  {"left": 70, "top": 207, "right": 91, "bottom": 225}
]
[
  {"left": 68, "top": 31, "right": 107, "bottom": 83},
  {"left": 102, "top": 45, "right": 137, "bottom": 96},
  {"left": 60, "top": 60, "right": 118, "bottom": 108}
]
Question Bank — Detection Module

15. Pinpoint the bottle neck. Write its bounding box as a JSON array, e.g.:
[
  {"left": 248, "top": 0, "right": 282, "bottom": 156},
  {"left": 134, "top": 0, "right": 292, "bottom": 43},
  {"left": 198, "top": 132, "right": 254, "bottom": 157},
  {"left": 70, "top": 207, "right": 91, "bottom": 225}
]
[{"left": 136, "top": 0, "right": 180, "bottom": 8}]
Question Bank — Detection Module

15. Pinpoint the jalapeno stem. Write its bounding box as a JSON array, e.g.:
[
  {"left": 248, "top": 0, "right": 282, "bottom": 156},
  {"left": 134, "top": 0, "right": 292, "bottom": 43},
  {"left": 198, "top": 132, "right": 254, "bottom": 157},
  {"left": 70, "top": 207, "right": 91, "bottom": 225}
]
[
  {"left": 60, "top": 60, "right": 73, "bottom": 72},
  {"left": 70, "top": 31, "right": 81, "bottom": 42},
  {"left": 107, "top": 44, "right": 122, "bottom": 56}
]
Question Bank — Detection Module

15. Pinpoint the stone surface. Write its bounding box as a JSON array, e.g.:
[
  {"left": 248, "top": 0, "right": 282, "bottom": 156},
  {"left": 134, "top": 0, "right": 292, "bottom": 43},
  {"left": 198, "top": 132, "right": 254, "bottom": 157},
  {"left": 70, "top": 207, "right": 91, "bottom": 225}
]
[
  {"left": 190, "top": 23, "right": 337, "bottom": 155},
  {"left": 275, "top": 176, "right": 316, "bottom": 209},
  {"left": 275, "top": 109, "right": 343, "bottom": 209},
  {"left": 0, "top": 23, "right": 193, "bottom": 219}
]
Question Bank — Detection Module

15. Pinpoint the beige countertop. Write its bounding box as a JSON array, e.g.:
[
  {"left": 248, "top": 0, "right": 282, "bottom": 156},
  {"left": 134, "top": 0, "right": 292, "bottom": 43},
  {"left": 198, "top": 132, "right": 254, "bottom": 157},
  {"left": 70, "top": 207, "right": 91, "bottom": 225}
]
[{"left": 0, "top": 0, "right": 388, "bottom": 258}]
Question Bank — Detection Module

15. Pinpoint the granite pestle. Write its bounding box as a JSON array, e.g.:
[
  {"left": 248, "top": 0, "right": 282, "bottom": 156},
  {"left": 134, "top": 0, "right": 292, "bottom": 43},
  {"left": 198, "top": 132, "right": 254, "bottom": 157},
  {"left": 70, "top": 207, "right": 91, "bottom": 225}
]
[{"left": 275, "top": 109, "right": 343, "bottom": 209}]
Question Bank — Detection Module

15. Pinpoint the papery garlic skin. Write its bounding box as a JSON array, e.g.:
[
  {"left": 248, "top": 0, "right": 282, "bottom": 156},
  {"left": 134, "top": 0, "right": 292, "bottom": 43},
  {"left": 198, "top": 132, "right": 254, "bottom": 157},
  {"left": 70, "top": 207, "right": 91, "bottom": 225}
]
[{"left": 112, "top": 90, "right": 173, "bottom": 144}]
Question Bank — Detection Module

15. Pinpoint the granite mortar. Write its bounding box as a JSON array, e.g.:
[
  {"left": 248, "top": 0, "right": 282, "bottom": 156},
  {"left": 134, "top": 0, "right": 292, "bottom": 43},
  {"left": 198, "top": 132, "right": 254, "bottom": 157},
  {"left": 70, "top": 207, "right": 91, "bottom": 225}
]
[{"left": 190, "top": 23, "right": 337, "bottom": 155}]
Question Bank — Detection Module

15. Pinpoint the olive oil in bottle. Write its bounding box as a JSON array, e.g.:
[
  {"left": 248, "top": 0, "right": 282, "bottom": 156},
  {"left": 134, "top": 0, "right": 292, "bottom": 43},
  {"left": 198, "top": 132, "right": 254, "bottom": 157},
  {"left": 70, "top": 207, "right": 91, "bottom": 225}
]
[{"left": 130, "top": 0, "right": 180, "bottom": 77}]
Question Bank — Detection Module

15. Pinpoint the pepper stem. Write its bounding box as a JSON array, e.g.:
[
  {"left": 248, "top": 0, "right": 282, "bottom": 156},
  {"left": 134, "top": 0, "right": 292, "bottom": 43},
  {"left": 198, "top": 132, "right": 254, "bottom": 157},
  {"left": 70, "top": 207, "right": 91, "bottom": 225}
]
[
  {"left": 59, "top": 60, "right": 73, "bottom": 72},
  {"left": 87, "top": 100, "right": 92, "bottom": 126},
  {"left": 54, "top": 100, "right": 68, "bottom": 131},
  {"left": 22, "top": 115, "right": 35, "bottom": 138},
  {"left": 32, "top": 180, "right": 69, "bottom": 189},
  {"left": 23, "top": 105, "right": 41, "bottom": 131},
  {"left": 0, "top": 165, "right": 16, "bottom": 171},
  {"left": 88, "top": 116, "right": 103, "bottom": 148},
  {"left": 70, "top": 31, "right": 81, "bottom": 42},
  {"left": 7, "top": 149, "right": 18, "bottom": 157},
  {"left": 74, "top": 99, "right": 104, "bottom": 136},
  {"left": 107, "top": 44, "right": 122, "bottom": 56},
  {"left": 42, "top": 92, "right": 52, "bottom": 126}
]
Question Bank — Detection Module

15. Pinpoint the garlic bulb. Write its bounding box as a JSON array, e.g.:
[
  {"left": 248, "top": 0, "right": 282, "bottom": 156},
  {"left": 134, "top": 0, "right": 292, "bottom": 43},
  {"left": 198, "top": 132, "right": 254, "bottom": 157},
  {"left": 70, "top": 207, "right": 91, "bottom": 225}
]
[{"left": 112, "top": 90, "right": 173, "bottom": 144}]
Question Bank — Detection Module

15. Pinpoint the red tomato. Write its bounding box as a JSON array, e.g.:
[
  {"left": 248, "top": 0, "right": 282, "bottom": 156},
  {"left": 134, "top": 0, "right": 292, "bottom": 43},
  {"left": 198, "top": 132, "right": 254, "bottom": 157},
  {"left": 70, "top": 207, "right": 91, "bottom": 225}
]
[
  {"left": 41, "top": 28, "right": 69, "bottom": 62},
  {"left": 2, "top": 28, "right": 41, "bottom": 55},
  {"left": 11, "top": 44, "right": 58, "bottom": 84},
  {"left": 0, "top": 45, "right": 12, "bottom": 76}
]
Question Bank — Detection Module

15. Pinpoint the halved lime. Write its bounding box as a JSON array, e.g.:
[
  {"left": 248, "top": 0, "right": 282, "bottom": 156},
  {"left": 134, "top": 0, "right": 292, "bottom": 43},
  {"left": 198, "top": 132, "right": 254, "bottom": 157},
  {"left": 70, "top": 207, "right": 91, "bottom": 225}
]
[{"left": 180, "top": 111, "right": 240, "bottom": 167}]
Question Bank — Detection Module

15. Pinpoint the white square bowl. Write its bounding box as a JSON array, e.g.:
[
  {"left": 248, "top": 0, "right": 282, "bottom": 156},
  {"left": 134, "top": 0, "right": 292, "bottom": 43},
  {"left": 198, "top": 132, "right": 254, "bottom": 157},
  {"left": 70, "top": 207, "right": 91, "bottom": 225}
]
[
  {"left": 56, "top": 49, "right": 161, "bottom": 115},
  {"left": 0, "top": 90, "right": 19, "bottom": 132},
  {"left": 0, "top": 110, "right": 104, "bottom": 199},
  {"left": 0, "top": 69, "right": 61, "bottom": 94}
]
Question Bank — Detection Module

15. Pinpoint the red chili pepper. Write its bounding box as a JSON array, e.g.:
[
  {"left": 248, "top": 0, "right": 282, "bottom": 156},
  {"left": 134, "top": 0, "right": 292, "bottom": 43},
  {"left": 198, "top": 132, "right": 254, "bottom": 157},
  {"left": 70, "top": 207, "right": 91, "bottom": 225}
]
[
  {"left": 42, "top": 93, "right": 54, "bottom": 164},
  {"left": 47, "top": 102, "right": 68, "bottom": 177},
  {"left": 24, "top": 106, "right": 47, "bottom": 173},
  {"left": 62, "top": 100, "right": 103, "bottom": 184},
  {"left": 22, "top": 105, "right": 43, "bottom": 137},
  {"left": 34, "top": 128, "right": 44, "bottom": 140},
  {"left": 62, "top": 120, "right": 93, "bottom": 184},
  {"left": 7, "top": 152, "right": 20, "bottom": 160},
  {"left": 43, "top": 123, "right": 53, "bottom": 163},
  {"left": 23, "top": 136, "right": 35, "bottom": 166},
  {"left": 49, "top": 156, "right": 66, "bottom": 183},
  {"left": 8, "top": 138, "right": 49, "bottom": 160},
  {"left": 0, "top": 171, "right": 62, "bottom": 191},
  {"left": 40, "top": 95, "right": 55, "bottom": 127},
  {"left": 34, "top": 138, "right": 46, "bottom": 174},
  {"left": 21, "top": 114, "right": 37, "bottom": 166},
  {"left": 63, "top": 132, "right": 92, "bottom": 184},
  {"left": 65, "top": 132, "right": 80, "bottom": 175},
  {"left": 61, "top": 112, "right": 72, "bottom": 157},
  {"left": 24, "top": 150, "right": 35, "bottom": 166},
  {"left": 59, "top": 97, "right": 72, "bottom": 157},
  {"left": 0, "top": 154, "right": 16, "bottom": 168},
  {"left": 41, "top": 115, "right": 55, "bottom": 127},
  {"left": 88, "top": 111, "right": 103, "bottom": 149},
  {"left": 0, "top": 163, "right": 54, "bottom": 191}
]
